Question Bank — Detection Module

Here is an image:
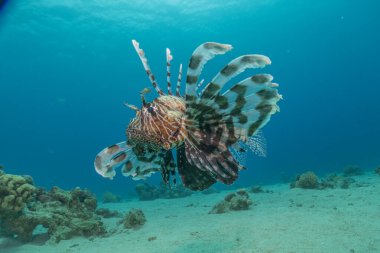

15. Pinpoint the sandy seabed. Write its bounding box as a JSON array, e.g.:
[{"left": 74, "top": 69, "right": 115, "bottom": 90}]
[{"left": 1, "top": 173, "right": 379, "bottom": 253}]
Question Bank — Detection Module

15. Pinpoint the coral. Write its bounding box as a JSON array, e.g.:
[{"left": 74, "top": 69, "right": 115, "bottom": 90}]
[
  {"left": 0, "top": 171, "right": 36, "bottom": 216},
  {"left": 209, "top": 190, "right": 253, "bottom": 214},
  {"left": 319, "top": 173, "right": 340, "bottom": 189},
  {"left": 135, "top": 182, "right": 192, "bottom": 201},
  {"left": 375, "top": 166, "right": 380, "bottom": 175},
  {"left": 311, "top": 173, "right": 356, "bottom": 190},
  {"left": 291, "top": 171, "right": 319, "bottom": 189},
  {"left": 343, "top": 166, "right": 363, "bottom": 177},
  {"left": 119, "top": 209, "right": 146, "bottom": 229},
  {"left": 0, "top": 171, "right": 106, "bottom": 243},
  {"left": 102, "top": 191, "right": 122, "bottom": 203}
]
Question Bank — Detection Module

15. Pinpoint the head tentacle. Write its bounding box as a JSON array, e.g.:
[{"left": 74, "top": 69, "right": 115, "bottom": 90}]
[
  {"left": 132, "top": 40, "right": 164, "bottom": 96},
  {"left": 176, "top": 63, "right": 183, "bottom": 97},
  {"left": 166, "top": 48, "right": 173, "bottom": 95}
]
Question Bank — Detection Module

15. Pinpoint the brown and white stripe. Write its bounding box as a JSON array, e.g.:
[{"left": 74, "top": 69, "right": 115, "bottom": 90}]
[
  {"left": 196, "top": 79, "right": 205, "bottom": 97},
  {"left": 132, "top": 40, "right": 164, "bottom": 96},
  {"left": 166, "top": 48, "right": 173, "bottom": 95},
  {"left": 176, "top": 63, "right": 182, "bottom": 96},
  {"left": 200, "top": 54, "right": 271, "bottom": 100},
  {"left": 185, "top": 42, "right": 232, "bottom": 99}
]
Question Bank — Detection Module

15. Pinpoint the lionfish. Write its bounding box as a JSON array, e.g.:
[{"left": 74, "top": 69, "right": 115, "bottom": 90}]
[{"left": 94, "top": 40, "right": 282, "bottom": 190}]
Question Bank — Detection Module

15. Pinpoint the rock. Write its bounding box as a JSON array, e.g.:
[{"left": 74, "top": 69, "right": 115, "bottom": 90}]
[
  {"left": 375, "top": 166, "right": 380, "bottom": 175},
  {"left": 319, "top": 174, "right": 340, "bottom": 189},
  {"left": 209, "top": 190, "right": 252, "bottom": 214},
  {"left": 291, "top": 171, "right": 319, "bottom": 189},
  {"left": 119, "top": 209, "right": 146, "bottom": 229},
  {"left": 319, "top": 174, "right": 355, "bottom": 189},
  {"left": 343, "top": 166, "right": 363, "bottom": 177}
]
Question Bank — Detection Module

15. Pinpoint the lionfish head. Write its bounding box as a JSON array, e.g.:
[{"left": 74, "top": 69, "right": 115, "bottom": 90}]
[{"left": 125, "top": 91, "right": 186, "bottom": 151}]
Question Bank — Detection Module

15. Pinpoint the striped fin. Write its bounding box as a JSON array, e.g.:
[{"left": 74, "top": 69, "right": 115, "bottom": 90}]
[
  {"left": 94, "top": 141, "right": 130, "bottom": 180},
  {"left": 229, "top": 142, "right": 248, "bottom": 167},
  {"left": 201, "top": 55, "right": 271, "bottom": 100},
  {"left": 216, "top": 74, "right": 281, "bottom": 140},
  {"left": 230, "top": 130, "right": 267, "bottom": 166},
  {"left": 121, "top": 143, "right": 162, "bottom": 180},
  {"left": 246, "top": 131, "right": 267, "bottom": 157},
  {"left": 166, "top": 48, "right": 173, "bottom": 95},
  {"left": 185, "top": 42, "right": 232, "bottom": 99},
  {"left": 182, "top": 45, "right": 281, "bottom": 187},
  {"left": 161, "top": 150, "right": 177, "bottom": 185},
  {"left": 94, "top": 141, "right": 162, "bottom": 181},
  {"left": 132, "top": 40, "right": 164, "bottom": 96},
  {"left": 185, "top": 118, "right": 241, "bottom": 184},
  {"left": 176, "top": 64, "right": 182, "bottom": 96},
  {"left": 177, "top": 144, "right": 217, "bottom": 190},
  {"left": 196, "top": 79, "right": 205, "bottom": 96},
  {"left": 184, "top": 126, "right": 241, "bottom": 185}
]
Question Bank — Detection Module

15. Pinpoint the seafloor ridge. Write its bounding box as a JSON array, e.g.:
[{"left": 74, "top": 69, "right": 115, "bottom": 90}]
[{"left": 1, "top": 164, "right": 380, "bottom": 253}]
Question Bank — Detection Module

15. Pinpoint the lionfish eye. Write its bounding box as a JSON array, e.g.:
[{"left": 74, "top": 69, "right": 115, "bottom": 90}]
[{"left": 147, "top": 106, "right": 154, "bottom": 113}]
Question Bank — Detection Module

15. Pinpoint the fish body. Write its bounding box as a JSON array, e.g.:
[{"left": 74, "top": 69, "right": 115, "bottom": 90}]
[{"left": 94, "top": 40, "right": 282, "bottom": 190}]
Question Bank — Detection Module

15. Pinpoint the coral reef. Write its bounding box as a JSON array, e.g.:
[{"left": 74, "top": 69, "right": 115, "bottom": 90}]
[
  {"left": 291, "top": 172, "right": 356, "bottom": 190},
  {"left": 0, "top": 171, "right": 106, "bottom": 243},
  {"left": 343, "top": 166, "right": 363, "bottom": 177},
  {"left": 102, "top": 191, "right": 122, "bottom": 203},
  {"left": 375, "top": 166, "right": 380, "bottom": 175},
  {"left": 0, "top": 170, "right": 36, "bottom": 216},
  {"left": 119, "top": 208, "right": 146, "bottom": 229},
  {"left": 135, "top": 182, "right": 192, "bottom": 201},
  {"left": 290, "top": 171, "right": 319, "bottom": 189},
  {"left": 209, "top": 190, "right": 252, "bottom": 214}
]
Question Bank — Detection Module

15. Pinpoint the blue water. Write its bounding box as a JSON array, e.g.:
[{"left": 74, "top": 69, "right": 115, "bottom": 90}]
[{"left": 0, "top": 0, "right": 379, "bottom": 196}]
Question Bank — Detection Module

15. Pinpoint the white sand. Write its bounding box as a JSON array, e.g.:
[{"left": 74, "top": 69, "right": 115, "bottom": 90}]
[{"left": 1, "top": 173, "right": 380, "bottom": 253}]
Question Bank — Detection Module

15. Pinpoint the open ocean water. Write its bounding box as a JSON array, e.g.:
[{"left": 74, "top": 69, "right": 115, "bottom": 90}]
[{"left": 0, "top": 1, "right": 380, "bottom": 252}]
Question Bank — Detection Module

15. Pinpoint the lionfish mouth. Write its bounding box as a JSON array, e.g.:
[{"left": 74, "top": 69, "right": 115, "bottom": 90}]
[{"left": 94, "top": 39, "right": 282, "bottom": 191}]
